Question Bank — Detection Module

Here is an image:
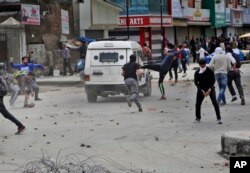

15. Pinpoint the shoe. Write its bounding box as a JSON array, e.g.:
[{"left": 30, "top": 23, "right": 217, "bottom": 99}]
[
  {"left": 169, "top": 77, "right": 173, "bottom": 80},
  {"left": 35, "top": 98, "right": 42, "bottom": 101},
  {"left": 219, "top": 103, "right": 226, "bottom": 107},
  {"left": 182, "top": 73, "right": 187, "bottom": 77},
  {"left": 138, "top": 107, "right": 143, "bottom": 112},
  {"left": 126, "top": 98, "right": 131, "bottom": 107},
  {"left": 217, "top": 119, "right": 223, "bottom": 124},
  {"left": 193, "top": 119, "right": 200, "bottom": 123},
  {"left": 241, "top": 97, "right": 245, "bottom": 105},
  {"left": 231, "top": 97, "right": 237, "bottom": 102},
  {"left": 175, "top": 79, "right": 178, "bottom": 83},
  {"left": 15, "top": 126, "right": 25, "bottom": 135},
  {"left": 24, "top": 103, "right": 35, "bottom": 108},
  {"left": 178, "top": 70, "right": 182, "bottom": 73},
  {"left": 158, "top": 96, "right": 166, "bottom": 100}
]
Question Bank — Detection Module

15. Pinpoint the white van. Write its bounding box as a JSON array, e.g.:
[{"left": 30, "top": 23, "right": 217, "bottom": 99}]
[{"left": 84, "top": 40, "right": 152, "bottom": 102}]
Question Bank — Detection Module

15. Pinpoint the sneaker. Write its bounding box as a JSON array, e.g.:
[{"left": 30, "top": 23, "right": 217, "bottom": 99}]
[
  {"left": 35, "top": 98, "right": 42, "bottom": 101},
  {"left": 231, "top": 97, "right": 237, "bottom": 102},
  {"left": 126, "top": 98, "right": 131, "bottom": 107},
  {"left": 193, "top": 119, "right": 200, "bottom": 123},
  {"left": 24, "top": 103, "right": 35, "bottom": 108},
  {"left": 158, "top": 96, "right": 166, "bottom": 100},
  {"left": 219, "top": 103, "right": 226, "bottom": 107},
  {"left": 241, "top": 97, "right": 245, "bottom": 105},
  {"left": 15, "top": 126, "right": 26, "bottom": 135},
  {"left": 178, "top": 70, "right": 182, "bottom": 73},
  {"left": 217, "top": 119, "right": 223, "bottom": 124},
  {"left": 138, "top": 107, "right": 143, "bottom": 112},
  {"left": 169, "top": 77, "right": 173, "bottom": 80},
  {"left": 182, "top": 73, "right": 187, "bottom": 77}
]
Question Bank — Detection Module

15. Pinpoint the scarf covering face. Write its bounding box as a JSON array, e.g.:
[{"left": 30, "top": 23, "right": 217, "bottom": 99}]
[{"left": 199, "top": 66, "right": 207, "bottom": 74}]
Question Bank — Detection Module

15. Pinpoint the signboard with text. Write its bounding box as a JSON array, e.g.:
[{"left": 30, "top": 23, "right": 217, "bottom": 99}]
[
  {"left": 61, "top": 9, "right": 69, "bottom": 34},
  {"left": 21, "top": 4, "right": 40, "bottom": 25},
  {"left": 119, "top": 15, "right": 173, "bottom": 27},
  {"left": 183, "top": 8, "right": 210, "bottom": 22}
]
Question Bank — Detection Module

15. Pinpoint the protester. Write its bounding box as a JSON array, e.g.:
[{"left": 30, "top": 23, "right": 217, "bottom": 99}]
[
  {"left": 141, "top": 48, "right": 177, "bottom": 100},
  {"left": 169, "top": 47, "right": 179, "bottom": 83},
  {"left": 225, "top": 46, "right": 245, "bottom": 105},
  {"left": 122, "top": 54, "right": 143, "bottom": 112},
  {"left": 194, "top": 58, "right": 222, "bottom": 124},
  {"left": 10, "top": 56, "right": 43, "bottom": 101},
  {"left": 5, "top": 72, "right": 21, "bottom": 107},
  {"left": 61, "top": 43, "right": 73, "bottom": 76},
  {"left": 208, "top": 47, "right": 232, "bottom": 106},
  {"left": 196, "top": 44, "right": 208, "bottom": 61},
  {"left": 0, "top": 76, "right": 26, "bottom": 134},
  {"left": 142, "top": 43, "right": 152, "bottom": 63},
  {"left": 180, "top": 43, "right": 189, "bottom": 77}
]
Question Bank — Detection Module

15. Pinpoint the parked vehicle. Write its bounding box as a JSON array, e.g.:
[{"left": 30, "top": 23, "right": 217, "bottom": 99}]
[{"left": 84, "top": 40, "right": 152, "bottom": 102}]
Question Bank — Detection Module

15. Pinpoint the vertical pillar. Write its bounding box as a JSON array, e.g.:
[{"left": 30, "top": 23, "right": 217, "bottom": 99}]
[{"left": 139, "top": 27, "right": 145, "bottom": 47}]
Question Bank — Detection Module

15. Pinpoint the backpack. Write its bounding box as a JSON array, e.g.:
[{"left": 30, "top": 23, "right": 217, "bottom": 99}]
[
  {"left": 0, "top": 77, "right": 7, "bottom": 96},
  {"left": 181, "top": 50, "right": 187, "bottom": 62},
  {"left": 76, "top": 59, "right": 85, "bottom": 72},
  {"left": 232, "top": 53, "right": 241, "bottom": 68}
]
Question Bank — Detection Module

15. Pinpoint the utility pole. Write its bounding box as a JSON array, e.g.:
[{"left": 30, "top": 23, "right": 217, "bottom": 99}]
[
  {"left": 126, "top": 0, "right": 130, "bottom": 39},
  {"left": 160, "top": 0, "right": 164, "bottom": 58}
]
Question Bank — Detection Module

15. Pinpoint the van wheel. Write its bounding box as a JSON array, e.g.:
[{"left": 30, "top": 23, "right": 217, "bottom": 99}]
[
  {"left": 143, "top": 75, "right": 152, "bottom": 96},
  {"left": 87, "top": 94, "right": 97, "bottom": 102}
]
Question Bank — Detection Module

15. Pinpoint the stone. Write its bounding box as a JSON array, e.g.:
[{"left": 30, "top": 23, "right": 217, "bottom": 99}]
[{"left": 221, "top": 131, "right": 250, "bottom": 158}]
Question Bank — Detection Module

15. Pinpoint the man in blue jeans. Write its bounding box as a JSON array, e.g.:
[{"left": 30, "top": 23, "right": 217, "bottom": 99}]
[
  {"left": 208, "top": 47, "right": 232, "bottom": 106},
  {"left": 10, "top": 56, "right": 43, "bottom": 101}
]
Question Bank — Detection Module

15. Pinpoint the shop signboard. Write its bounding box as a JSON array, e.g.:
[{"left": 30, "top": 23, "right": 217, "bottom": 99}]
[
  {"left": 226, "top": 8, "right": 231, "bottom": 23},
  {"left": 21, "top": 4, "right": 40, "bottom": 25},
  {"left": 119, "top": 15, "right": 173, "bottom": 27},
  {"left": 172, "top": 0, "right": 183, "bottom": 18},
  {"left": 243, "top": 8, "right": 250, "bottom": 24},
  {"left": 214, "top": 0, "right": 226, "bottom": 26},
  {"left": 61, "top": 9, "right": 69, "bottom": 34},
  {"left": 231, "top": 9, "right": 243, "bottom": 26},
  {"left": 183, "top": 8, "right": 210, "bottom": 21}
]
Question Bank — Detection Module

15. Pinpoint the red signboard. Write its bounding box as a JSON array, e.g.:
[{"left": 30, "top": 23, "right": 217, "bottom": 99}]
[{"left": 119, "top": 15, "right": 173, "bottom": 27}]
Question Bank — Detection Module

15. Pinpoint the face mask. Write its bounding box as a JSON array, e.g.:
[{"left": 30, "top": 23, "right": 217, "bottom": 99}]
[{"left": 199, "top": 66, "right": 207, "bottom": 74}]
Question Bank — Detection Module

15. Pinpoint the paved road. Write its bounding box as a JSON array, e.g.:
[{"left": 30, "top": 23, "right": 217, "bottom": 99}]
[{"left": 0, "top": 63, "right": 249, "bottom": 173}]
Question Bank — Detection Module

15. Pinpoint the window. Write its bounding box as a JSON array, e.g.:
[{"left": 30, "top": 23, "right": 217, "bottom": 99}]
[
  {"left": 99, "top": 52, "right": 119, "bottom": 63},
  {"left": 148, "top": 0, "right": 168, "bottom": 14}
]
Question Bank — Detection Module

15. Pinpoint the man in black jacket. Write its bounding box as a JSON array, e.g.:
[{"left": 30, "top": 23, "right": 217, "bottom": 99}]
[
  {"left": 122, "top": 54, "right": 142, "bottom": 112},
  {"left": 194, "top": 58, "right": 222, "bottom": 124},
  {"left": 0, "top": 77, "right": 26, "bottom": 134}
]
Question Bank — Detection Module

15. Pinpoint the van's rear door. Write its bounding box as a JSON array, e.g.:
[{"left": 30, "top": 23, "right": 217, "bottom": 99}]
[{"left": 89, "top": 49, "right": 128, "bottom": 83}]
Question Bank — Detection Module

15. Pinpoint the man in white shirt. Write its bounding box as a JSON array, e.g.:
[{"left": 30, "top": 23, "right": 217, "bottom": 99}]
[
  {"left": 207, "top": 47, "right": 232, "bottom": 106},
  {"left": 196, "top": 44, "right": 208, "bottom": 61}
]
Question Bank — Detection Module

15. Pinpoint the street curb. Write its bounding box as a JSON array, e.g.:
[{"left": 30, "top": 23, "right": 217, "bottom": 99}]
[
  {"left": 221, "top": 131, "right": 250, "bottom": 158},
  {"left": 37, "top": 80, "right": 83, "bottom": 86}
]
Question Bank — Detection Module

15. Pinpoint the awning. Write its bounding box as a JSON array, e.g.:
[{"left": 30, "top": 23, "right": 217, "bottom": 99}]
[
  {"left": 187, "top": 21, "right": 211, "bottom": 26},
  {"left": 239, "top": 33, "right": 250, "bottom": 38},
  {"left": 173, "top": 18, "right": 187, "bottom": 27}
]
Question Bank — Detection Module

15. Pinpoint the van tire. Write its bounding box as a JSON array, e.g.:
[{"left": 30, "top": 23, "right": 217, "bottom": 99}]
[
  {"left": 87, "top": 94, "right": 97, "bottom": 102},
  {"left": 143, "top": 75, "right": 152, "bottom": 96}
]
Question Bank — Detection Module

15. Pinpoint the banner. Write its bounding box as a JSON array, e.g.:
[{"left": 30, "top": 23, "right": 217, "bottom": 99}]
[
  {"left": 61, "top": 9, "right": 69, "bottom": 34},
  {"left": 21, "top": 4, "right": 40, "bottom": 25}
]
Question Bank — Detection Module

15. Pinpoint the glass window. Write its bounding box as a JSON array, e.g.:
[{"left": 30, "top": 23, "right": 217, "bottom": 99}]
[{"left": 148, "top": 0, "right": 168, "bottom": 14}]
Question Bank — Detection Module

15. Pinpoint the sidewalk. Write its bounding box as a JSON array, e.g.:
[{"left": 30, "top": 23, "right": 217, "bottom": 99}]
[{"left": 36, "top": 73, "right": 82, "bottom": 86}]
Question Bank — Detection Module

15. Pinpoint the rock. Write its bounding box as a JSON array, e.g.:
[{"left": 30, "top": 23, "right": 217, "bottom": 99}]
[{"left": 221, "top": 131, "right": 250, "bottom": 157}]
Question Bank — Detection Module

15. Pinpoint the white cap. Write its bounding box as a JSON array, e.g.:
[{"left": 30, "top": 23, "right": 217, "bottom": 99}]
[{"left": 215, "top": 47, "right": 223, "bottom": 54}]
